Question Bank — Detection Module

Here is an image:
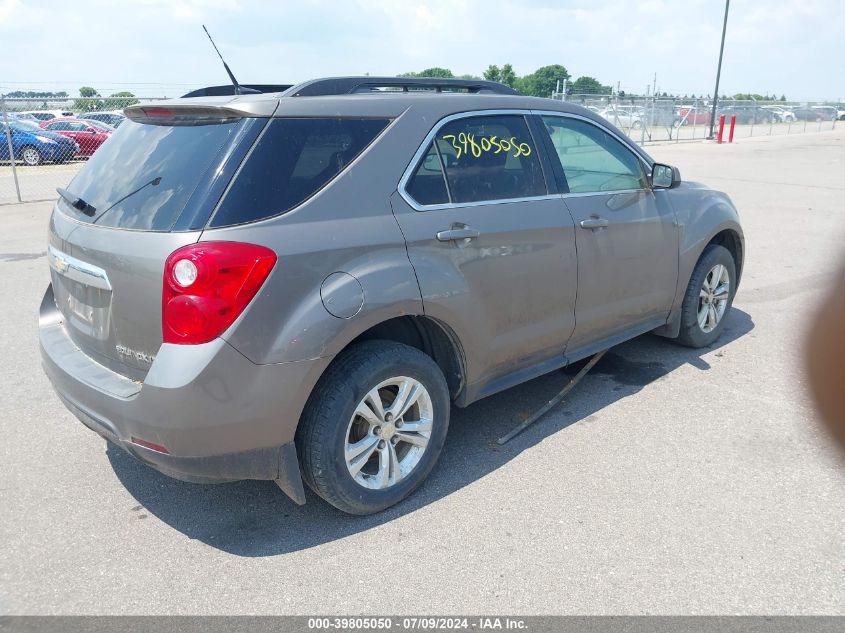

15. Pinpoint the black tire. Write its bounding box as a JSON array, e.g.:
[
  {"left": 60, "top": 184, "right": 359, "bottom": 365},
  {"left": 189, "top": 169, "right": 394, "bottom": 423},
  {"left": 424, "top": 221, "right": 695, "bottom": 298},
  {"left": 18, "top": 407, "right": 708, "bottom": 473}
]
[
  {"left": 675, "top": 245, "right": 737, "bottom": 348},
  {"left": 296, "top": 340, "right": 450, "bottom": 515}
]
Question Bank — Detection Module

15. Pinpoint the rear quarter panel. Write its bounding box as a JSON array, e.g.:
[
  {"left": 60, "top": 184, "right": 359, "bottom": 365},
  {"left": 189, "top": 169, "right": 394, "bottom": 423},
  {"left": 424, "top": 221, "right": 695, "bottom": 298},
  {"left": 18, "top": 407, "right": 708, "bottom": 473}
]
[{"left": 201, "top": 113, "right": 432, "bottom": 365}]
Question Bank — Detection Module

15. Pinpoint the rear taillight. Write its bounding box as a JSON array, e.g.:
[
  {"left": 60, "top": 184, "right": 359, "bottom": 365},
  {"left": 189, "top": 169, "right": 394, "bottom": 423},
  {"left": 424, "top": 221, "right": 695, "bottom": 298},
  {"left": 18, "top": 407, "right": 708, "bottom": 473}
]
[{"left": 162, "top": 242, "right": 277, "bottom": 345}]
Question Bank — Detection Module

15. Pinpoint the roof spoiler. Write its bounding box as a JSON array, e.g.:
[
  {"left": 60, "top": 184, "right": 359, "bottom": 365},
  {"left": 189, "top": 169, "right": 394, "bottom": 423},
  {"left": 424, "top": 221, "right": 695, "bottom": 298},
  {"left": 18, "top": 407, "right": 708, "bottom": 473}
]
[{"left": 124, "top": 104, "right": 245, "bottom": 124}]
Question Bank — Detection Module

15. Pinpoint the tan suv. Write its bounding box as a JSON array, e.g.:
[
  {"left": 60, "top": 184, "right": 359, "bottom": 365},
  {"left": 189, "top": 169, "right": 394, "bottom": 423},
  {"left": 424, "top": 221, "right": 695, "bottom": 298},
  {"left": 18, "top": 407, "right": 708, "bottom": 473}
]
[{"left": 39, "top": 77, "right": 743, "bottom": 514}]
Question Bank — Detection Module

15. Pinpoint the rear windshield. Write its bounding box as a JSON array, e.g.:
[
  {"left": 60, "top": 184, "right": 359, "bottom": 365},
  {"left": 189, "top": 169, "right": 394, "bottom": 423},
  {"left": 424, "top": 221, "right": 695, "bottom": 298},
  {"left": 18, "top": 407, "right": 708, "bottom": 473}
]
[
  {"left": 208, "top": 117, "right": 390, "bottom": 227},
  {"left": 62, "top": 119, "right": 248, "bottom": 231}
]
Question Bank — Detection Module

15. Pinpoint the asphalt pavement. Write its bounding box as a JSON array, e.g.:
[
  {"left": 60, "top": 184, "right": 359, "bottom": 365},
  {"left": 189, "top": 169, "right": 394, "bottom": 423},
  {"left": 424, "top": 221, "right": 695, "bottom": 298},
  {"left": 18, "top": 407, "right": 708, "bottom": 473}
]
[{"left": 0, "top": 130, "right": 843, "bottom": 615}]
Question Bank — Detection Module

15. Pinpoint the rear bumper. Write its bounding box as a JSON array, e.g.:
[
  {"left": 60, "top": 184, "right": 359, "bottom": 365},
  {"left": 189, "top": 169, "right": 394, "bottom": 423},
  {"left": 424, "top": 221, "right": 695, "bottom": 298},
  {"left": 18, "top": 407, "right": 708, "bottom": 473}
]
[
  {"left": 39, "top": 285, "right": 331, "bottom": 503},
  {"left": 56, "top": 390, "right": 303, "bottom": 499}
]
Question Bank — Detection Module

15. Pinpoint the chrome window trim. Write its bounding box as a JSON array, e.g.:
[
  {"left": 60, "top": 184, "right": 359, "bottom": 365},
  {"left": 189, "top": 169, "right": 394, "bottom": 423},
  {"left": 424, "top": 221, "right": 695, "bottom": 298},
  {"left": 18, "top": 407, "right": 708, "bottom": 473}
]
[
  {"left": 397, "top": 108, "right": 657, "bottom": 211},
  {"left": 398, "top": 109, "right": 553, "bottom": 212},
  {"left": 47, "top": 244, "right": 112, "bottom": 290}
]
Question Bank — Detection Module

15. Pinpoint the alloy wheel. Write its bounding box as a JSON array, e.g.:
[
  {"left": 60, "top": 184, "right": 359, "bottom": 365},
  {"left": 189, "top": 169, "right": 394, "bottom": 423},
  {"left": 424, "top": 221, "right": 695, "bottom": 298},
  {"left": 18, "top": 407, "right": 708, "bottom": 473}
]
[
  {"left": 698, "top": 264, "right": 730, "bottom": 333},
  {"left": 21, "top": 147, "right": 41, "bottom": 166},
  {"left": 344, "top": 376, "right": 433, "bottom": 490}
]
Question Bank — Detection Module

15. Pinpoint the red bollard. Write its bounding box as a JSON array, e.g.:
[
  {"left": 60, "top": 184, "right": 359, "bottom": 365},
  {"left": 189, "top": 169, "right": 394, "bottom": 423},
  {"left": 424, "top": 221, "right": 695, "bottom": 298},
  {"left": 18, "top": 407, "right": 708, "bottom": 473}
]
[
  {"left": 717, "top": 115, "right": 726, "bottom": 143},
  {"left": 728, "top": 114, "right": 737, "bottom": 143}
]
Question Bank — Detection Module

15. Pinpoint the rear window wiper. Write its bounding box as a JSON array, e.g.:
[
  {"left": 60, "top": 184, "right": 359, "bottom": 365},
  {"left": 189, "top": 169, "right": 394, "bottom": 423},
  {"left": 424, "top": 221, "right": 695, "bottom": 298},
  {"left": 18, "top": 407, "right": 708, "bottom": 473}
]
[
  {"left": 93, "top": 177, "right": 162, "bottom": 224},
  {"left": 56, "top": 188, "right": 96, "bottom": 217}
]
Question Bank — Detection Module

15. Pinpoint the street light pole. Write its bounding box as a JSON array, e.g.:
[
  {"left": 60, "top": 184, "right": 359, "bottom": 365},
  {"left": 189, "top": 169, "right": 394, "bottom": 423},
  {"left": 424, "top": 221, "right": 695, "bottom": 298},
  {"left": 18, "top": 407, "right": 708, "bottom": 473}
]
[{"left": 708, "top": 0, "right": 730, "bottom": 139}]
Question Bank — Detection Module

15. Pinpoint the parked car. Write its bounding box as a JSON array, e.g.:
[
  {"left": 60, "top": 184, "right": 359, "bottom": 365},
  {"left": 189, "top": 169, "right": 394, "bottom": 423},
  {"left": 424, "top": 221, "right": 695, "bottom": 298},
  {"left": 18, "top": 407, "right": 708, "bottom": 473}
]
[
  {"left": 673, "top": 106, "right": 711, "bottom": 126},
  {"left": 5, "top": 112, "right": 40, "bottom": 122},
  {"left": 598, "top": 106, "right": 642, "bottom": 129},
  {"left": 810, "top": 106, "right": 838, "bottom": 121},
  {"left": 21, "top": 110, "right": 74, "bottom": 122},
  {"left": 77, "top": 112, "right": 126, "bottom": 128},
  {"left": 0, "top": 119, "right": 79, "bottom": 165},
  {"left": 40, "top": 118, "right": 114, "bottom": 156},
  {"left": 39, "top": 76, "right": 744, "bottom": 514},
  {"left": 715, "top": 105, "right": 777, "bottom": 124},
  {"left": 761, "top": 105, "right": 796, "bottom": 122},
  {"left": 792, "top": 108, "right": 825, "bottom": 122}
]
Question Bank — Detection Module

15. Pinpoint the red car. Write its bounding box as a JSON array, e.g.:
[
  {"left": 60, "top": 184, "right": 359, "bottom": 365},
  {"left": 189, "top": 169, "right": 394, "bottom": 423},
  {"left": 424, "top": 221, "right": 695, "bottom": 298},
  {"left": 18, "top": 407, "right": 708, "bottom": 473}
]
[
  {"left": 39, "top": 118, "right": 114, "bottom": 156},
  {"left": 674, "top": 106, "right": 712, "bottom": 126}
]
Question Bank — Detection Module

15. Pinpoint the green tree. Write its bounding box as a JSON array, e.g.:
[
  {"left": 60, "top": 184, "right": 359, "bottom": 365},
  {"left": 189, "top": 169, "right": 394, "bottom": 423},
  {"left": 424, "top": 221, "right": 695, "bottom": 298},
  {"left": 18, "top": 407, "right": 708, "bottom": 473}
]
[
  {"left": 499, "top": 64, "right": 517, "bottom": 88},
  {"left": 483, "top": 64, "right": 501, "bottom": 82},
  {"left": 73, "top": 86, "right": 102, "bottom": 112},
  {"left": 483, "top": 63, "right": 518, "bottom": 88},
  {"left": 104, "top": 91, "right": 139, "bottom": 110},
  {"left": 519, "top": 64, "right": 570, "bottom": 97},
  {"left": 569, "top": 76, "right": 611, "bottom": 95}
]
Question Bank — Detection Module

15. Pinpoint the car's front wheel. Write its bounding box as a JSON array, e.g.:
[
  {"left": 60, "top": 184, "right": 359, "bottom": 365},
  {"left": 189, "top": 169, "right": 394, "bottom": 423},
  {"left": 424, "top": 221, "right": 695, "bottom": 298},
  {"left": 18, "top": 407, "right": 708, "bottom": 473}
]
[
  {"left": 297, "top": 340, "right": 450, "bottom": 515},
  {"left": 20, "top": 145, "right": 42, "bottom": 166},
  {"left": 675, "top": 245, "right": 737, "bottom": 348}
]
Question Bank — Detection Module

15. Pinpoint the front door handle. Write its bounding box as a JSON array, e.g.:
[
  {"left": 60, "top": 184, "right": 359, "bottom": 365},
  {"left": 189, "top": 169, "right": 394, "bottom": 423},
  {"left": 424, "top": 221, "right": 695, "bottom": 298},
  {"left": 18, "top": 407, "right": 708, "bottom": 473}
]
[
  {"left": 579, "top": 217, "right": 609, "bottom": 229},
  {"left": 436, "top": 227, "right": 480, "bottom": 242}
]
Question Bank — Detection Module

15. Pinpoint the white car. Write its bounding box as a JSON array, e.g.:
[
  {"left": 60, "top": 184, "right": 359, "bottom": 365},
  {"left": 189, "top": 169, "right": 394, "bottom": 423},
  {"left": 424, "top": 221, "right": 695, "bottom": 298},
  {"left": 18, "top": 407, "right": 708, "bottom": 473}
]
[
  {"left": 761, "top": 106, "right": 795, "bottom": 122},
  {"left": 598, "top": 106, "right": 643, "bottom": 129},
  {"left": 20, "top": 110, "right": 73, "bottom": 122}
]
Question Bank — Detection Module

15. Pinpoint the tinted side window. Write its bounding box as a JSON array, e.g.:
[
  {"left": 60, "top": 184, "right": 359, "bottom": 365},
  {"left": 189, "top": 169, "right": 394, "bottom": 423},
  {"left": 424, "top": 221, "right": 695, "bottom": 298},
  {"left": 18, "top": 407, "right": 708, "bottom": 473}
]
[
  {"left": 541, "top": 115, "right": 646, "bottom": 193},
  {"left": 210, "top": 117, "right": 390, "bottom": 227},
  {"left": 405, "top": 143, "right": 449, "bottom": 205},
  {"left": 434, "top": 115, "right": 546, "bottom": 204}
]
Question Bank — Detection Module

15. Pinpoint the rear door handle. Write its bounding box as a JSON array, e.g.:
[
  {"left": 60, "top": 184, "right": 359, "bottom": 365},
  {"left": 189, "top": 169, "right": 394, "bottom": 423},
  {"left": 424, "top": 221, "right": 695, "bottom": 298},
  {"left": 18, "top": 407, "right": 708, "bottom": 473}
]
[
  {"left": 579, "top": 218, "right": 609, "bottom": 229},
  {"left": 436, "top": 227, "right": 480, "bottom": 242}
]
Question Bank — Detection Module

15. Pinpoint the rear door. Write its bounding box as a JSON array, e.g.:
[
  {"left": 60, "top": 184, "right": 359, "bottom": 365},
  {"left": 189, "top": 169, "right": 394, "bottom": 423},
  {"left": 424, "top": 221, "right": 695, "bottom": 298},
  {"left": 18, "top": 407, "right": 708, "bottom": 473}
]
[
  {"left": 537, "top": 114, "right": 678, "bottom": 353},
  {"left": 47, "top": 112, "right": 262, "bottom": 379},
  {"left": 392, "top": 112, "right": 578, "bottom": 393}
]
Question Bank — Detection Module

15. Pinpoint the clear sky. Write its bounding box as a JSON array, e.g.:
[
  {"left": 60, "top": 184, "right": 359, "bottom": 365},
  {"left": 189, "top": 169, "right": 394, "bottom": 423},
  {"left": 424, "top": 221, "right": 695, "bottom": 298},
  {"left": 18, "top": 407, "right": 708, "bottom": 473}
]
[{"left": 0, "top": 0, "right": 841, "bottom": 101}]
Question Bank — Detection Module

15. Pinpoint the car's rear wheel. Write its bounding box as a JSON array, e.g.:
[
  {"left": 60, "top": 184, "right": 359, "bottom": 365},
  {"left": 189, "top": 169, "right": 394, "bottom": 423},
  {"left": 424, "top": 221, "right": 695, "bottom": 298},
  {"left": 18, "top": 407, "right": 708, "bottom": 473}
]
[
  {"left": 297, "top": 340, "right": 450, "bottom": 515},
  {"left": 675, "top": 245, "right": 737, "bottom": 348},
  {"left": 20, "top": 145, "right": 42, "bottom": 166}
]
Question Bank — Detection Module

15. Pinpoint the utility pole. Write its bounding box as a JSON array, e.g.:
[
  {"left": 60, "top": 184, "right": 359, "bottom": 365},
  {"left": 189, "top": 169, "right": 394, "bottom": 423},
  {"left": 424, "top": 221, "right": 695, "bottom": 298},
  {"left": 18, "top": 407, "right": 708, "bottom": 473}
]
[{"left": 709, "top": 0, "right": 730, "bottom": 139}]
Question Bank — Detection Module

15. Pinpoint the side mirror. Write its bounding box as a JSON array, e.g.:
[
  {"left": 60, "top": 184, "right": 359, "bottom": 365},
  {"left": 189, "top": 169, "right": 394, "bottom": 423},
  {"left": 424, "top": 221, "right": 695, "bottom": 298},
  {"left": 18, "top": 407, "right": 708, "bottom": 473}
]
[{"left": 651, "top": 163, "right": 681, "bottom": 189}]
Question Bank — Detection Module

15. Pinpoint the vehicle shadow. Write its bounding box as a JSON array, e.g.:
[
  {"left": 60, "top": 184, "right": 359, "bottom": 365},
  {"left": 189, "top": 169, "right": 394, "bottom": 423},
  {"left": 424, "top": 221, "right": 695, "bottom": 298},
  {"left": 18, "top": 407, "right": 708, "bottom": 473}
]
[{"left": 107, "top": 308, "right": 754, "bottom": 557}]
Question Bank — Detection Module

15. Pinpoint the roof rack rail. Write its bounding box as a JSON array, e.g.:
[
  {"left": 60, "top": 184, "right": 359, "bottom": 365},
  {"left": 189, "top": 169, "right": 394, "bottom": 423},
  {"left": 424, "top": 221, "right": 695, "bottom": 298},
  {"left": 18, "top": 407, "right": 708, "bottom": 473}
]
[
  {"left": 182, "top": 84, "right": 294, "bottom": 98},
  {"left": 286, "top": 76, "right": 519, "bottom": 97}
]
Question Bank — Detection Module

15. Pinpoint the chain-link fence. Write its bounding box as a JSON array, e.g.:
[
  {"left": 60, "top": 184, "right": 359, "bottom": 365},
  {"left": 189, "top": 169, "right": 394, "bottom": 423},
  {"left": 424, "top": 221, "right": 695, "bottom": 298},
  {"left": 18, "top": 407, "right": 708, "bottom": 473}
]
[
  {"left": 564, "top": 93, "right": 840, "bottom": 145},
  {"left": 1, "top": 91, "right": 841, "bottom": 205},
  {"left": 0, "top": 94, "right": 168, "bottom": 205}
]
